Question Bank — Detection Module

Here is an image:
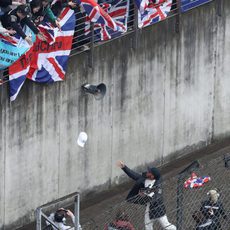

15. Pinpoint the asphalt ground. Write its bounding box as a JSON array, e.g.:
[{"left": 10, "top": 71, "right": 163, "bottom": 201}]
[{"left": 17, "top": 138, "right": 230, "bottom": 230}]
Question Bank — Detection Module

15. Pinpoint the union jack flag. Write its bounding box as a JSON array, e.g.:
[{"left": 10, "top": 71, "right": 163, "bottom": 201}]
[
  {"left": 76, "top": 0, "right": 118, "bottom": 31},
  {"left": 181, "top": 0, "right": 212, "bottom": 12},
  {"left": 136, "top": 0, "right": 172, "bottom": 28},
  {"left": 0, "top": 26, "right": 35, "bottom": 70},
  {"left": 8, "top": 8, "right": 75, "bottom": 101},
  {"left": 85, "top": 0, "right": 129, "bottom": 41}
]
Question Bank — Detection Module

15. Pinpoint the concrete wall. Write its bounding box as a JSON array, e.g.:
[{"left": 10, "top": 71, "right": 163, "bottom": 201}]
[{"left": 1, "top": 0, "right": 230, "bottom": 228}]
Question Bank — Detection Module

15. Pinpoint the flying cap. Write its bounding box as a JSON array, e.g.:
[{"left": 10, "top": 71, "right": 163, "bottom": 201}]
[
  {"left": 147, "top": 167, "right": 161, "bottom": 180},
  {"left": 77, "top": 132, "right": 88, "bottom": 147}
]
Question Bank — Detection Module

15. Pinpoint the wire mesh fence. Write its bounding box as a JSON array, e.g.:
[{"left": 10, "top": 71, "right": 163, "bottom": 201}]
[{"left": 80, "top": 154, "right": 230, "bottom": 230}]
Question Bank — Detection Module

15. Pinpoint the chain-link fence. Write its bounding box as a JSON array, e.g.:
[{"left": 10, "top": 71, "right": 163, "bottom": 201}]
[{"left": 80, "top": 154, "right": 230, "bottom": 230}]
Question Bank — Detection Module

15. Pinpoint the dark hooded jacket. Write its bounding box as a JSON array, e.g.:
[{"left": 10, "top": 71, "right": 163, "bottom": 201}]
[
  {"left": 199, "top": 199, "right": 227, "bottom": 229},
  {"left": 122, "top": 165, "right": 166, "bottom": 219},
  {"left": 0, "top": 7, "right": 39, "bottom": 39}
]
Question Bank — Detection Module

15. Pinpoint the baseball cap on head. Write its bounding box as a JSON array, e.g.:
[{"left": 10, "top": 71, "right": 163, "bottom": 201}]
[
  {"left": 147, "top": 167, "right": 161, "bottom": 180},
  {"left": 77, "top": 132, "right": 88, "bottom": 147}
]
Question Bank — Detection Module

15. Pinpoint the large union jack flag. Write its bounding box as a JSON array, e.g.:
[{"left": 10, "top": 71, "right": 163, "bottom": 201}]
[
  {"left": 85, "top": 0, "right": 129, "bottom": 41},
  {"left": 8, "top": 8, "right": 75, "bottom": 101},
  {"left": 136, "top": 0, "right": 172, "bottom": 28}
]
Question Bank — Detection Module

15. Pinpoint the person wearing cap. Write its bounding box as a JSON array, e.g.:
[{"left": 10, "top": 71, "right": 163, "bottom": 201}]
[
  {"left": 117, "top": 161, "right": 176, "bottom": 230},
  {"left": 198, "top": 189, "right": 227, "bottom": 229},
  {"left": 47, "top": 208, "right": 82, "bottom": 230},
  {"left": 0, "top": 4, "right": 46, "bottom": 45}
]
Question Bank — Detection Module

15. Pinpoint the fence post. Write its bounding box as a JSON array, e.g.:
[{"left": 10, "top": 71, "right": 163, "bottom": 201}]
[
  {"left": 224, "top": 154, "right": 230, "bottom": 169},
  {"left": 175, "top": 0, "right": 181, "bottom": 34},
  {"left": 176, "top": 160, "right": 200, "bottom": 230},
  {"left": 74, "top": 193, "right": 80, "bottom": 230},
  {"left": 133, "top": 2, "right": 139, "bottom": 50},
  {"left": 88, "top": 22, "right": 95, "bottom": 69},
  {"left": 36, "top": 208, "right": 42, "bottom": 230}
]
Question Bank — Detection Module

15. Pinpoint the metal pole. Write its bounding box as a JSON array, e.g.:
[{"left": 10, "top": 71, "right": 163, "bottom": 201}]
[
  {"left": 133, "top": 1, "right": 139, "bottom": 50},
  {"left": 74, "top": 194, "right": 80, "bottom": 230},
  {"left": 224, "top": 154, "right": 230, "bottom": 169},
  {"left": 41, "top": 212, "right": 59, "bottom": 230},
  {"left": 176, "top": 160, "right": 200, "bottom": 230},
  {"left": 88, "top": 22, "right": 94, "bottom": 69},
  {"left": 175, "top": 0, "right": 181, "bottom": 34},
  {"left": 176, "top": 174, "right": 183, "bottom": 230},
  {"left": 36, "top": 208, "right": 42, "bottom": 230}
]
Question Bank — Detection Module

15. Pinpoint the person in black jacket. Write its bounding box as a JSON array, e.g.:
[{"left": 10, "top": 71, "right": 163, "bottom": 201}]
[
  {"left": 198, "top": 189, "right": 228, "bottom": 230},
  {"left": 117, "top": 161, "right": 176, "bottom": 230},
  {"left": 0, "top": 4, "right": 46, "bottom": 45}
]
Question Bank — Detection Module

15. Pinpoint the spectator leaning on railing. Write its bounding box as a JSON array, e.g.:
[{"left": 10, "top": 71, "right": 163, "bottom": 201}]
[
  {"left": 117, "top": 161, "right": 177, "bottom": 230},
  {"left": 51, "top": 0, "right": 77, "bottom": 17},
  {"left": 0, "top": 4, "right": 47, "bottom": 45},
  {"left": 38, "top": 0, "right": 61, "bottom": 28}
]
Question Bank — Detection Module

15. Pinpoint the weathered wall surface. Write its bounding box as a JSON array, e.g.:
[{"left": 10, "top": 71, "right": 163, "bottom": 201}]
[{"left": 1, "top": 0, "right": 230, "bottom": 229}]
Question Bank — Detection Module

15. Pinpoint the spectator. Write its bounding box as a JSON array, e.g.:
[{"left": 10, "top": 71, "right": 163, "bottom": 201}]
[
  {"left": 198, "top": 189, "right": 228, "bottom": 229},
  {"left": 117, "top": 161, "right": 176, "bottom": 230},
  {"left": 0, "top": 0, "right": 23, "bottom": 16},
  {"left": 0, "top": 21, "right": 15, "bottom": 36},
  {"left": 47, "top": 208, "right": 82, "bottom": 230},
  {"left": 104, "top": 210, "right": 135, "bottom": 230},
  {"left": 38, "top": 0, "right": 61, "bottom": 28},
  {"left": 51, "top": 0, "right": 77, "bottom": 17},
  {"left": 0, "top": 4, "right": 46, "bottom": 45},
  {"left": 30, "top": 0, "right": 42, "bottom": 23}
]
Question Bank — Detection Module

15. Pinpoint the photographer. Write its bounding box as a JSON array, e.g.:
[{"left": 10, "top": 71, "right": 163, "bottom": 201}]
[
  {"left": 117, "top": 161, "right": 176, "bottom": 230},
  {"left": 47, "top": 208, "right": 82, "bottom": 230}
]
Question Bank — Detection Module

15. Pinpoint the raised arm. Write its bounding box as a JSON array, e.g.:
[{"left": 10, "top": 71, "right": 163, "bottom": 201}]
[{"left": 117, "top": 161, "right": 142, "bottom": 181}]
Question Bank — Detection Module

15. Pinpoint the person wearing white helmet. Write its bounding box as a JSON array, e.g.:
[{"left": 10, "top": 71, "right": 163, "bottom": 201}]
[{"left": 198, "top": 188, "right": 227, "bottom": 229}]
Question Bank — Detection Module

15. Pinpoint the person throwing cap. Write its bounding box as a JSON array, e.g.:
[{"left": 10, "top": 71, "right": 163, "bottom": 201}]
[{"left": 117, "top": 161, "right": 177, "bottom": 230}]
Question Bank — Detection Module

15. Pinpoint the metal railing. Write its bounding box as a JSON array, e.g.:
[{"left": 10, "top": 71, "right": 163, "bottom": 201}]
[{"left": 0, "top": 0, "right": 215, "bottom": 86}]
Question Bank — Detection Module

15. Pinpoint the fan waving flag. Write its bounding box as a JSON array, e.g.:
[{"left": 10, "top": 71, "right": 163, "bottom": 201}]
[
  {"left": 181, "top": 0, "right": 212, "bottom": 12},
  {"left": 136, "top": 0, "right": 172, "bottom": 28},
  {"left": 85, "top": 0, "right": 129, "bottom": 41},
  {"left": 76, "top": 0, "right": 118, "bottom": 31},
  {"left": 8, "top": 8, "right": 75, "bottom": 101}
]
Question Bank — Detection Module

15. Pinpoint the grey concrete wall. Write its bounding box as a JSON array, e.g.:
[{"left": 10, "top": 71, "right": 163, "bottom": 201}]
[{"left": 1, "top": 0, "right": 230, "bottom": 229}]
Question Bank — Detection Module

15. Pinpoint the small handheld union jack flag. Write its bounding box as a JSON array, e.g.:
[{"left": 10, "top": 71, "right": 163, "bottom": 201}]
[
  {"left": 85, "top": 0, "right": 130, "bottom": 41},
  {"left": 135, "top": 0, "right": 172, "bottom": 28}
]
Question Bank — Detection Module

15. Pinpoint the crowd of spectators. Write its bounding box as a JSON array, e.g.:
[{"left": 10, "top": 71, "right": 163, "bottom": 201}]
[{"left": 0, "top": 0, "right": 80, "bottom": 45}]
